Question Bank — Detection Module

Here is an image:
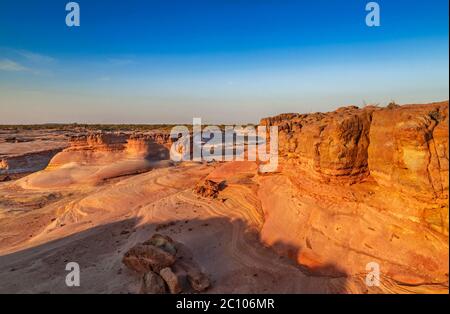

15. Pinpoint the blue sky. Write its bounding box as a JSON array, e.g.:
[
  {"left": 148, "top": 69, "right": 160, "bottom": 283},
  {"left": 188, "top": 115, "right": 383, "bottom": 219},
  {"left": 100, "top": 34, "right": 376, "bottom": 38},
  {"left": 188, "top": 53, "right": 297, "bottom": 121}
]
[{"left": 0, "top": 0, "right": 448, "bottom": 124}]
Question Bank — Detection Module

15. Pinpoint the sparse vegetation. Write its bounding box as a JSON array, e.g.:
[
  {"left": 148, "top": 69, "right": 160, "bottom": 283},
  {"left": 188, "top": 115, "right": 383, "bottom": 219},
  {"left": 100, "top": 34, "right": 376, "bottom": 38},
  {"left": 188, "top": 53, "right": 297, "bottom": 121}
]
[
  {"left": 0, "top": 123, "right": 256, "bottom": 132},
  {"left": 387, "top": 101, "right": 400, "bottom": 109},
  {"left": 428, "top": 110, "right": 441, "bottom": 122},
  {"left": 0, "top": 123, "right": 178, "bottom": 132}
]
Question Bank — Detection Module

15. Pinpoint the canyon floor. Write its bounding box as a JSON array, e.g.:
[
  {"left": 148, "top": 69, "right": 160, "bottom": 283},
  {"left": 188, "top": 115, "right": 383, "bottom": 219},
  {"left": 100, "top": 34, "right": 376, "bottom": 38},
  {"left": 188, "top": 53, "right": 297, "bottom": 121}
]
[{"left": 0, "top": 102, "right": 448, "bottom": 294}]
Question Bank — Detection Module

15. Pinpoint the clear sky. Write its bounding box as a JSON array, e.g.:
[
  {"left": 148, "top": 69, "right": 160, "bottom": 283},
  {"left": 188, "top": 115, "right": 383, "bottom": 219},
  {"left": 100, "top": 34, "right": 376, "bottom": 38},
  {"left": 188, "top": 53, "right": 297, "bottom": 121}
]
[{"left": 0, "top": 0, "right": 448, "bottom": 124}]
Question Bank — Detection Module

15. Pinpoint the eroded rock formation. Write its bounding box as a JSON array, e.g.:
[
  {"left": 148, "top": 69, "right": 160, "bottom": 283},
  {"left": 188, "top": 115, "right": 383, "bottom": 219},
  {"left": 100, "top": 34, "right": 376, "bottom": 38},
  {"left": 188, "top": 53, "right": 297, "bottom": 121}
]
[
  {"left": 48, "top": 132, "right": 172, "bottom": 169},
  {"left": 368, "top": 103, "right": 449, "bottom": 205},
  {"left": 14, "top": 132, "right": 175, "bottom": 188},
  {"left": 195, "top": 179, "right": 226, "bottom": 198},
  {"left": 261, "top": 105, "right": 376, "bottom": 183},
  {"left": 261, "top": 102, "right": 448, "bottom": 193},
  {"left": 259, "top": 101, "right": 449, "bottom": 286}
]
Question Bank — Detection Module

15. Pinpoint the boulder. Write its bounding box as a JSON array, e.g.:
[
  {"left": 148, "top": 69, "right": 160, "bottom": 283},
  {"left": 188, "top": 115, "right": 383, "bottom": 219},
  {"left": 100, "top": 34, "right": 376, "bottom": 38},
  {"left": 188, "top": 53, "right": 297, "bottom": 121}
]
[
  {"left": 195, "top": 179, "right": 226, "bottom": 198},
  {"left": 123, "top": 234, "right": 211, "bottom": 292},
  {"left": 122, "top": 242, "right": 176, "bottom": 273},
  {"left": 159, "top": 267, "right": 183, "bottom": 294},
  {"left": 176, "top": 260, "right": 210, "bottom": 292},
  {"left": 140, "top": 271, "right": 167, "bottom": 294},
  {"left": 143, "top": 233, "right": 177, "bottom": 256}
]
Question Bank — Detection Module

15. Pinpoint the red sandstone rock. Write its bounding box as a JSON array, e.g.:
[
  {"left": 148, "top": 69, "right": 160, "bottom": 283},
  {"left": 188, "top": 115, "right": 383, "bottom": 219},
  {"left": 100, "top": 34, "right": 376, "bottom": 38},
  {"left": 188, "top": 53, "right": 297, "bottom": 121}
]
[
  {"left": 123, "top": 234, "right": 211, "bottom": 293},
  {"left": 176, "top": 260, "right": 211, "bottom": 292},
  {"left": 195, "top": 179, "right": 226, "bottom": 198},
  {"left": 261, "top": 106, "right": 376, "bottom": 183},
  {"left": 122, "top": 242, "right": 176, "bottom": 273},
  {"left": 258, "top": 101, "right": 449, "bottom": 285},
  {"left": 49, "top": 132, "right": 172, "bottom": 168},
  {"left": 368, "top": 102, "right": 449, "bottom": 203},
  {"left": 140, "top": 271, "right": 167, "bottom": 294},
  {"left": 143, "top": 234, "right": 177, "bottom": 256},
  {"left": 159, "top": 267, "right": 183, "bottom": 294}
]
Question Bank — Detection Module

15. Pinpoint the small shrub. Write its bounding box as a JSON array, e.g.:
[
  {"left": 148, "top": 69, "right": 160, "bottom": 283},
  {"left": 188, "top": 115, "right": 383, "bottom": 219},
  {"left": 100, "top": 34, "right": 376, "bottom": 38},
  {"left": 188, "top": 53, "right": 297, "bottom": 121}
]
[{"left": 387, "top": 101, "right": 399, "bottom": 109}]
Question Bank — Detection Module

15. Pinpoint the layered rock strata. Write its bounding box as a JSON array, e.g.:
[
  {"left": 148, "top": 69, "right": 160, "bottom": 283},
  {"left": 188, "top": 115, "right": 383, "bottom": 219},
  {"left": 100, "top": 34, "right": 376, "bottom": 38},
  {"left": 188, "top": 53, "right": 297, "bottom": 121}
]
[{"left": 258, "top": 101, "right": 449, "bottom": 286}]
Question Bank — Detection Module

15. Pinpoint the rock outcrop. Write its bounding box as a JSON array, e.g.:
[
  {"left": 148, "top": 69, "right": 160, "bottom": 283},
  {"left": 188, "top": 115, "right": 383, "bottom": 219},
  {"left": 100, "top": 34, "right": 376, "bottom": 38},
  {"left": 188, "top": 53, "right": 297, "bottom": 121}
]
[
  {"left": 126, "top": 134, "right": 171, "bottom": 159},
  {"left": 261, "top": 105, "right": 376, "bottom": 183},
  {"left": 195, "top": 179, "right": 226, "bottom": 198},
  {"left": 48, "top": 132, "right": 172, "bottom": 169},
  {"left": 258, "top": 101, "right": 449, "bottom": 286},
  {"left": 122, "top": 241, "right": 176, "bottom": 273},
  {"left": 7, "top": 131, "right": 175, "bottom": 189},
  {"left": 140, "top": 271, "right": 167, "bottom": 294},
  {"left": 66, "top": 133, "right": 128, "bottom": 152},
  {"left": 368, "top": 103, "right": 449, "bottom": 204},
  {"left": 0, "top": 102, "right": 447, "bottom": 294},
  {"left": 260, "top": 101, "right": 448, "bottom": 196}
]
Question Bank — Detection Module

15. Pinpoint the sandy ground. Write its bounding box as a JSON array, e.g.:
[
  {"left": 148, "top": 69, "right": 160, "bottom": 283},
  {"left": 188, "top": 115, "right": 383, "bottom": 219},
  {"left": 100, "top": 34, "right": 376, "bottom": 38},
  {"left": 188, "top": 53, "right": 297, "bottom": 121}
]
[
  {"left": 1, "top": 155, "right": 446, "bottom": 294},
  {"left": 0, "top": 157, "right": 366, "bottom": 294}
]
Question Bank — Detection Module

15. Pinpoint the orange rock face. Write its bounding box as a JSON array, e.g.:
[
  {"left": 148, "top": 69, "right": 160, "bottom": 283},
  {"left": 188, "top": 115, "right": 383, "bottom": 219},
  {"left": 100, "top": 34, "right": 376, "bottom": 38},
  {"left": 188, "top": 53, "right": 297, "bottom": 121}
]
[
  {"left": 369, "top": 102, "right": 449, "bottom": 235},
  {"left": 259, "top": 101, "right": 449, "bottom": 287},
  {"left": 262, "top": 106, "right": 376, "bottom": 183},
  {"left": 48, "top": 132, "right": 172, "bottom": 169},
  {"left": 67, "top": 133, "right": 128, "bottom": 151},
  {"left": 368, "top": 103, "right": 449, "bottom": 203},
  {"left": 126, "top": 134, "right": 172, "bottom": 159}
]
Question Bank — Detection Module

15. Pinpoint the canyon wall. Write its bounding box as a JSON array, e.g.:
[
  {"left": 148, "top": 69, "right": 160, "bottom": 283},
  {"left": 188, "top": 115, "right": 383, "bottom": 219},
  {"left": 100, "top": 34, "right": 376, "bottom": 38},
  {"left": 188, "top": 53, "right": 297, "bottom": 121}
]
[
  {"left": 259, "top": 101, "right": 449, "bottom": 286},
  {"left": 368, "top": 103, "right": 449, "bottom": 204},
  {"left": 261, "top": 101, "right": 448, "bottom": 203},
  {"left": 262, "top": 106, "right": 375, "bottom": 183}
]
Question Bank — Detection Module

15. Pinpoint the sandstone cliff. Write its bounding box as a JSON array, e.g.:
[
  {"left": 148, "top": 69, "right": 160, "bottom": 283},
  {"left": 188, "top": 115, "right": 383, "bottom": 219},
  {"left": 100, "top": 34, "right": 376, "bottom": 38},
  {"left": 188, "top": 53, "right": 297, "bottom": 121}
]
[
  {"left": 368, "top": 103, "right": 448, "bottom": 206},
  {"left": 262, "top": 106, "right": 374, "bottom": 183},
  {"left": 48, "top": 132, "right": 172, "bottom": 169},
  {"left": 261, "top": 101, "right": 448, "bottom": 202},
  {"left": 19, "top": 132, "right": 173, "bottom": 189},
  {"left": 259, "top": 101, "right": 449, "bottom": 287}
]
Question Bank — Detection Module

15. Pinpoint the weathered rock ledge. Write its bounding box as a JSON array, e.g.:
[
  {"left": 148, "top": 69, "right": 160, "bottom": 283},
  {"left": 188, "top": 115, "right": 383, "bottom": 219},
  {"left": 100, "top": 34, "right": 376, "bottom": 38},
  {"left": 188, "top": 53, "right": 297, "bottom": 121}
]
[{"left": 258, "top": 101, "right": 449, "bottom": 286}]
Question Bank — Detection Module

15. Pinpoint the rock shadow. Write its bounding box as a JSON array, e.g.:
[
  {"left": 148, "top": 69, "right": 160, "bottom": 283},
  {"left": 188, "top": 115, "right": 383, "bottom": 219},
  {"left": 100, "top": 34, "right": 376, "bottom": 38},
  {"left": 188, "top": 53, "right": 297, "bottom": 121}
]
[{"left": 0, "top": 215, "right": 349, "bottom": 294}]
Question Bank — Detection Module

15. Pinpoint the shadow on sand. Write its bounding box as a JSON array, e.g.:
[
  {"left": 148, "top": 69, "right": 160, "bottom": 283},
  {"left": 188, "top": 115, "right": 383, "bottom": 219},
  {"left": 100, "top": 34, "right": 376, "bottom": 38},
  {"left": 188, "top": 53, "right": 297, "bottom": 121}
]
[{"left": 0, "top": 215, "right": 349, "bottom": 294}]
